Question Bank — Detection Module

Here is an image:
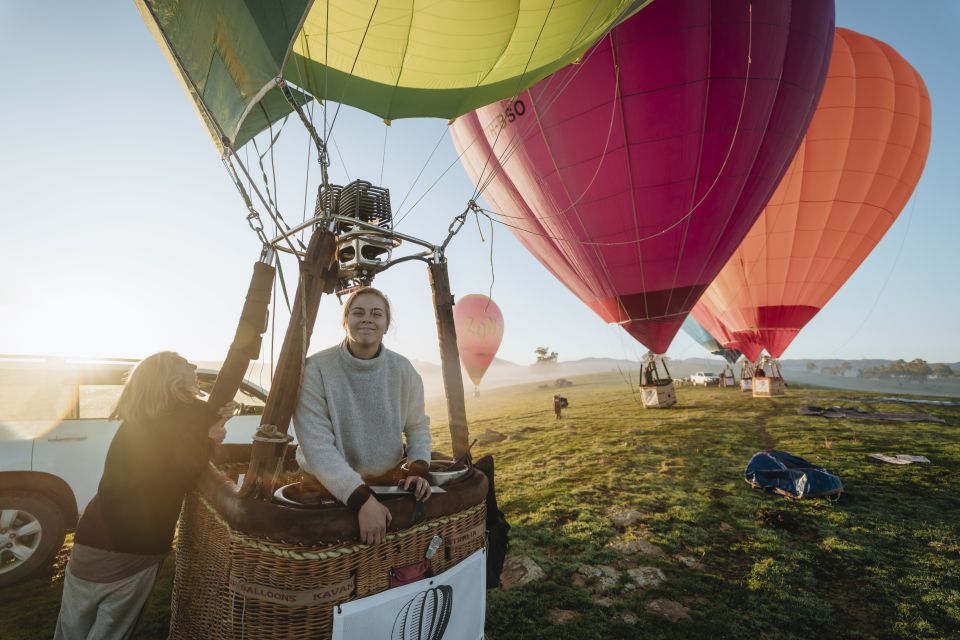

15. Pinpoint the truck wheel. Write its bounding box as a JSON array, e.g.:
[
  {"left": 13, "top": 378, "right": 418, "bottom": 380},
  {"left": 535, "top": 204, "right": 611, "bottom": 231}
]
[{"left": 0, "top": 494, "right": 67, "bottom": 588}]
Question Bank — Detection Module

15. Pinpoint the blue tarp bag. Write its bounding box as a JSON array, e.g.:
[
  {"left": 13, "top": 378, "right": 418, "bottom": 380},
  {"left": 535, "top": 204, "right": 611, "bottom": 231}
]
[{"left": 744, "top": 450, "right": 843, "bottom": 499}]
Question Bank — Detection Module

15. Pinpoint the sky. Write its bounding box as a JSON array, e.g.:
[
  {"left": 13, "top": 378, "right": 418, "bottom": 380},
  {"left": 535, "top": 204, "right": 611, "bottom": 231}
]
[{"left": 1, "top": 1, "right": 958, "bottom": 373}]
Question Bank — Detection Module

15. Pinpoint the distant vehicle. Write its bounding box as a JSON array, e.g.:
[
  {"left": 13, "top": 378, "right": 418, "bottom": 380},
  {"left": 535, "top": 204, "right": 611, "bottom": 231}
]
[
  {"left": 0, "top": 355, "right": 280, "bottom": 587},
  {"left": 690, "top": 371, "right": 720, "bottom": 386}
]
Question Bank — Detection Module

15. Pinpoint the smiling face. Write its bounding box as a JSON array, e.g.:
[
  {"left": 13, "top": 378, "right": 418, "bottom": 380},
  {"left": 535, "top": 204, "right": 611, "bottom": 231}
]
[{"left": 344, "top": 292, "right": 389, "bottom": 356}]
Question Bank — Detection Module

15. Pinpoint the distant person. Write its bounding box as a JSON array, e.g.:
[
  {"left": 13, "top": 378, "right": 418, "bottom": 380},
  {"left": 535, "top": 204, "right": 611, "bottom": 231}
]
[
  {"left": 55, "top": 352, "right": 235, "bottom": 640},
  {"left": 292, "top": 287, "right": 432, "bottom": 546}
]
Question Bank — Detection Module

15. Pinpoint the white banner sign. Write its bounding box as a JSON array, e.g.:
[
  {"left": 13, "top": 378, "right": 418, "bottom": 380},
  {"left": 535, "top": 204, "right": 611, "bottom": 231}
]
[{"left": 332, "top": 549, "right": 486, "bottom": 640}]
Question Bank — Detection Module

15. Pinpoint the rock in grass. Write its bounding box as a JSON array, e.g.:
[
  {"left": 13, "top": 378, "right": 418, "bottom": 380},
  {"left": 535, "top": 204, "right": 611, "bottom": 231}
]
[
  {"left": 645, "top": 598, "right": 690, "bottom": 621},
  {"left": 500, "top": 555, "right": 546, "bottom": 589},
  {"left": 476, "top": 429, "right": 507, "bottom": 444},
  {"left": 593, "top": 595, "right": 615, "bottom": 607},
  {"left": 572, "top": 564, "right": 620, "bottom": 593},
  {"left": 548, "top": 609, "right": 577, "bottom": 624},
  {"left": 610, "top": 507, "right": 647, "bottom": 528},
  {"left": 675, "top": 555, "right": 705, "bottom": 570},
  {"left": 620, "top": 612, "right": 640, "bottom": 625},
  {"left": 607, "top": 538, "right": 666, "bottom": 558},
  {"left": 626, "top": 566, "right": 666, "bottom": 589}
]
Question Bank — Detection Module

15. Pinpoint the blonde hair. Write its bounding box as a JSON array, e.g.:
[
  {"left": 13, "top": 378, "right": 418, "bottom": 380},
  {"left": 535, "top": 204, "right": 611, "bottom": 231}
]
[
  {"left": 110, "top": 351, "right": 199, "bottom": 422},
  {"left": 341, "top": 287, "right": 391, "bottom": 330}
]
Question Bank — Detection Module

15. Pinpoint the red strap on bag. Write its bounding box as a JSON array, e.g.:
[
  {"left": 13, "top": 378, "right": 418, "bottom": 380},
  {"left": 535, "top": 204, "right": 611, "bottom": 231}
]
[{"left": 389, "top": 559, "right": 432, "bottom": 588}]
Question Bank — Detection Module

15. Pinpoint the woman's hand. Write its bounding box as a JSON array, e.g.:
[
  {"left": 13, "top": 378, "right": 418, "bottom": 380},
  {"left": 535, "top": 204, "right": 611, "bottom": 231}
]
[
  {"left": 208, "top": 401, "right": 237, "bottom": 444},
  {"left": 207, "top": 422, "right": 227, "bottom": 444},
  {"left": 401, "top": 475, "right": 432, "bottom": 502},
  {"left": 358, "top": 495, "right": 392, "bottom": 545},
  {"left": 217, "top": 401, "right": 239, "bottom": 419}
]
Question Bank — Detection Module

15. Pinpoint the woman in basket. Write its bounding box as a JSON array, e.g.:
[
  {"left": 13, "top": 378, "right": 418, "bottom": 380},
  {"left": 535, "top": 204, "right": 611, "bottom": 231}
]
[{"left": 292, "top": 287, "right": 432, "bottom": 546}]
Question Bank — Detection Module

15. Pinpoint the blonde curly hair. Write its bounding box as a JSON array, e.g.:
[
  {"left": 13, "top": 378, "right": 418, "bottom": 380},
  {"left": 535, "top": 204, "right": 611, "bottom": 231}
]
[{"left": 110, "top": 351, "right": 199, "bottom": 422}]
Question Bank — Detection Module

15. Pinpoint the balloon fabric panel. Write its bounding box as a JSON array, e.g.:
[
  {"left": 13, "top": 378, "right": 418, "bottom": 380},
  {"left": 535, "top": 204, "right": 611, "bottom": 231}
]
[{"left": 451, "top": 0, "right": 835, "bottom": 353}]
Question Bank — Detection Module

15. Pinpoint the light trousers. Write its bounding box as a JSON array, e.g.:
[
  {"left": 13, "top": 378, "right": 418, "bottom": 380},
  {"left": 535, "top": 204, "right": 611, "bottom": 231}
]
[{"left": 54, "top": 562, "right": 161, "bottom": 640}]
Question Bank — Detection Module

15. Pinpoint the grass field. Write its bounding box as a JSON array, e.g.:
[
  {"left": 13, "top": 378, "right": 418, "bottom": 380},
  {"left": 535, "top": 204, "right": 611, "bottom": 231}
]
[{"left": 3, "top": 373, "right": 958, "bottom": 639}]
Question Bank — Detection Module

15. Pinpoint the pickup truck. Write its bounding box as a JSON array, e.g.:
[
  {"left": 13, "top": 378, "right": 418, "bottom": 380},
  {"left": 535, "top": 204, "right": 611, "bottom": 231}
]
[
  {"left": 690, "top": 371, "right": 720, "bottom": 386},
  {"left": 0, "top": 356, "right": 284, "bottom": 587}
]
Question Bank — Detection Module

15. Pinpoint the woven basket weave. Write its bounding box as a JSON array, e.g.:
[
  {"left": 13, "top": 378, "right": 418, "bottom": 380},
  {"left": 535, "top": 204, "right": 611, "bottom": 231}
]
[{"left": 170, "top": 466, "right": 486, "bottom": 639}]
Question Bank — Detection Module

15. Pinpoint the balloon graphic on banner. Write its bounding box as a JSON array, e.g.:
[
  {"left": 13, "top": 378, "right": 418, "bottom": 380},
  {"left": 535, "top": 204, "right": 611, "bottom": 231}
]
[
  {"left": 453, "top": 295, "right": 504, "bottom": 392},
  {"left": 697, "top": 27, "right": 932, "bottom": 358},
  {"left": 451, "top": 0, "right": 835, "bottom": 353},
  {"left": 392, "top": 585, "right": 453, "bottom": 640}
]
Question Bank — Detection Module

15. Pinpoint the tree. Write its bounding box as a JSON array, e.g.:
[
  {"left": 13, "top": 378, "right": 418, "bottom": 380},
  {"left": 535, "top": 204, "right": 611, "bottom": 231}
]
[
  {"left": 931, "top": 363, "right": 955, "bottom": 378},
  {"left": 806, "top": 362, "right": 818, "bottom": 372},
  {"left": 535, "top": 347, "right": 558, "bottom": 365}
]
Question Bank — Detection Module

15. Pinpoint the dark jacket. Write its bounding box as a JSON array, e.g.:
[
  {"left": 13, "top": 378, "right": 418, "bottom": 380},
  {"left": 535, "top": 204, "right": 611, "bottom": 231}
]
[{"left": 74, "top": 399, "right": 220, "bottom": 555}]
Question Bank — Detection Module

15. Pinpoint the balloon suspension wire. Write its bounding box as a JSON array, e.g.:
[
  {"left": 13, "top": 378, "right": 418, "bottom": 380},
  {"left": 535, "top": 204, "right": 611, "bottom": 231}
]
[
  {"left": 470, "top": 39, "right": 608, "bottom": 204},
  {"left": 468, "top": 0, "right": 635, "bottom": 207},
  {"left": 397, "top": 0, "right": 614, "bottom": 229},
  {"left": 393, "top": 127, "right": 453, "bottom": 225},
  {"left": 251, "top": 119, "right": 308, "bottom": 255},
  {"left": 395, "top": 0, "right": 580, "bottom": 228},
  {"left": 322, "top": 0, "right": 380, "bottom": 147},
  {"left": 301, "top": 100, "right": 315, "bottom": 229},
  {"left": 829, "top": 187, "right": 920, "bottom": 356},
  {"left": 379, "top": 124, "right": 389, "bottom": 185},
  {"left": 466, "top": 0, "right": 561, "bottom": 204},
  {"left": 472, "top": 2, "right": 755, "bottom": 254}
]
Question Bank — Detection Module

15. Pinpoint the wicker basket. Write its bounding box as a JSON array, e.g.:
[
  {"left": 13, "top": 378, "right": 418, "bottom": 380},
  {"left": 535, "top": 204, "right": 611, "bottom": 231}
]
[
  {"left": 170, "top": 461, "right": 487, "bottom": 639},
  {"left": 753, "top": 376, "right": 785, "bottom": 397}
]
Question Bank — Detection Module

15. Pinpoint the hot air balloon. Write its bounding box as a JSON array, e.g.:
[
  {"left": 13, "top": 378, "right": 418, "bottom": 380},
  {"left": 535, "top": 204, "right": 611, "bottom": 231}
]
[
  {"left": 453, "top": 294, "right": 504, "bottom": 395},
  {"left": 450, "top": 0, "right": 835, "bottom": 354},
  {"left": 697, "top": 27, "right": 932, "bottom": 358},
  {"left": 136, "top": 0, "right": 652, "bottom": 152},
  {"left": 681, "top": 316, "right": 741, "bottom": 364},
  {"left": 690, "top": 302, "right": 764, "bottom": 362},
  {"left": 135, "top": 3, "right": 656, "bottom": 638}
]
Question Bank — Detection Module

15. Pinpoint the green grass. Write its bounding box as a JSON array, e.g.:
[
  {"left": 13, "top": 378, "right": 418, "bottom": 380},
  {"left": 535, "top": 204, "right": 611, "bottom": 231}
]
[{"left": 4, "top": 373, "right": 958, "bottom": 639}]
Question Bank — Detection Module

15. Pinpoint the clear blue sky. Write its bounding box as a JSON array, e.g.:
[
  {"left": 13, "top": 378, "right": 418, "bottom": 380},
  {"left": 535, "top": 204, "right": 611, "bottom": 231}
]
[{"left": 1, "top": 1, "right": 957, "bottom": 370}]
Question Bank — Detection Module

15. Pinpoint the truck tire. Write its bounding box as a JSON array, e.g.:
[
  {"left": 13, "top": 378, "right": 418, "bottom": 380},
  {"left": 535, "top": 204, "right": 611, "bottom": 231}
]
[{"left": 0, "top": 493, "right": 67, "bottom": 588}]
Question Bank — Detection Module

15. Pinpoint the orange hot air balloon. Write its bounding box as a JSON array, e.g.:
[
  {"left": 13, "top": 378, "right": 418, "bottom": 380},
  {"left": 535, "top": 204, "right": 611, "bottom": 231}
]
[
  {"left": 453, "top": 295, "right": 504, "bottom": 392},
  {"left": 698, "top": 27, "right": 931, "bottom": 358}
]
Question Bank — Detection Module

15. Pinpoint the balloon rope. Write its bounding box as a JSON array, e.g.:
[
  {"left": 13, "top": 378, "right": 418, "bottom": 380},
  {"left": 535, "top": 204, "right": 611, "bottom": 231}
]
[
  {"left": 379, "top": 124, "right": 389, "bottom": 185},
  {"left": 252, "top": 135, "right": 307, "bottom": 253},
  {"left": 323, "top": 0, "right": 381, "bottom": 145},
  {"left": 468, "top": 0, "right": 560, "bottom": 203},
  {"left": 330, "top": 134, "right": 352, "bottom": 182},
  {"left": 393, "top": 128, "right": 451, "bottom": 223},
  {"left": 398, "top": 1, "right": 604, "bottom": 227},
  {"left": 829, "top": 188, "right": 920, "bottom": 356},
  {"left": 486, "top": 215, "right": 496, "bottom": 305},
  {"left": 393, "top": 36, "right": 607, "bottom": 228}
]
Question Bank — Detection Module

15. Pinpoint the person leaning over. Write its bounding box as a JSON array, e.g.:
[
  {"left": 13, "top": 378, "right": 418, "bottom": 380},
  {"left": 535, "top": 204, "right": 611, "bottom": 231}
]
[
  {"left": 292, "top": 287, "right": 432, "bottom": 546},
  {"left": 55, "top": 352, "right": 235, "bottom": 640}
]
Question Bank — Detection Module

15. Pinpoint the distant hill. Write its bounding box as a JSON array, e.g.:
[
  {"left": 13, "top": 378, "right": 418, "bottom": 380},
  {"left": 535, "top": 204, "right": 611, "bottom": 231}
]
[{"left": 195, "top": 355, "right": 960, "bottom": 399}]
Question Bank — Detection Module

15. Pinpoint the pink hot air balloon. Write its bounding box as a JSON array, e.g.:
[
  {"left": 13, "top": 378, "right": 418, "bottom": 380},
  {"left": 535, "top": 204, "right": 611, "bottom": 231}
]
[
  {"left": 690, "top": 302, "right": 764, "bottom": 362},
  {"left": 453, "top": 294, "right": 504, "bottom": 392},
  {"left": 451, "top": 0, "right": 834, "bottom": 353}
]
